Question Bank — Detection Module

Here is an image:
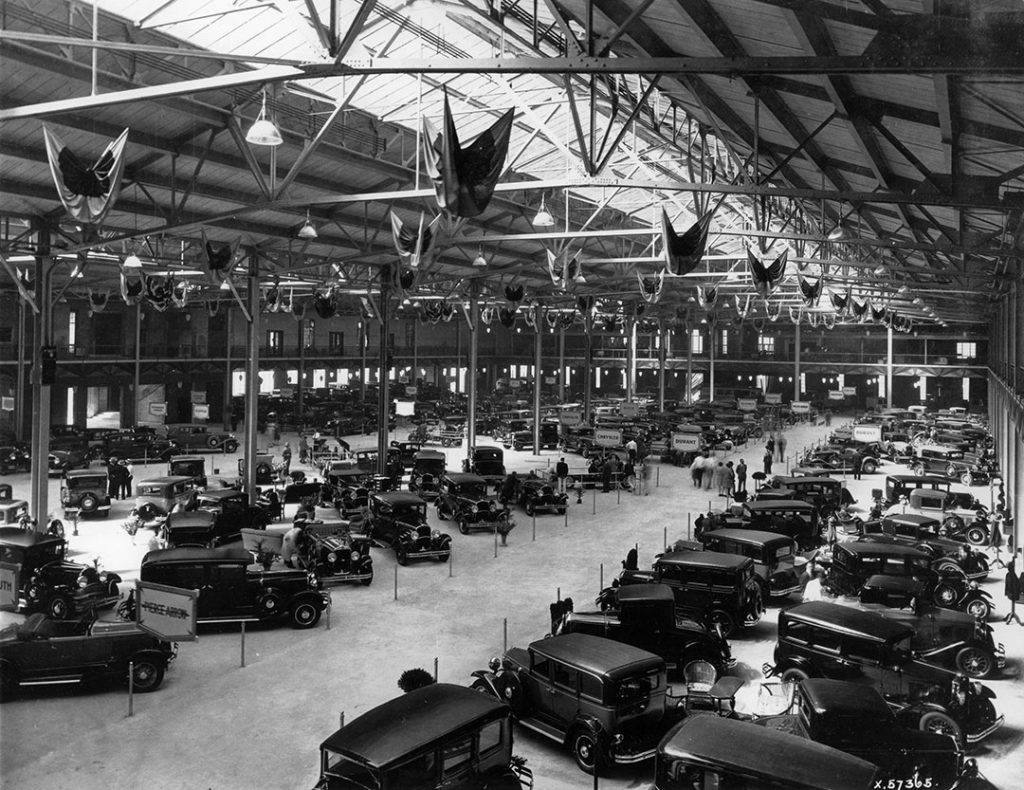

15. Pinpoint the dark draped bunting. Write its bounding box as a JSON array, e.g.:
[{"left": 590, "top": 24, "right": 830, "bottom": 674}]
[
  {"left": 662, "top": 209, "right": 714, "bottom": 276},
  {"left": 43, "top": 125, "right": 129, "bottom": 224}
]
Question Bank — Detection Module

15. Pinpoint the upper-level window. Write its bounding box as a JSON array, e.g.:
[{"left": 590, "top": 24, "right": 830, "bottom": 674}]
[
  {"left": 690, "top": 329, "right": 704, "bottom": 355},
  {"left": 758, "top": 334, "right": 775, "bottom": 354},
  {"left": 956, "top": 342, "right": 976, "bottom": 359}
]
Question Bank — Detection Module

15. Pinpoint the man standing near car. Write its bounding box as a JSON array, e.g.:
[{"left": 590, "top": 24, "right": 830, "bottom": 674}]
[
  {"left": 555, "top": 457, "right": 569, "bottom": 494},
  {"left": 851, "top": 452, "right": 864, "bottom": 480},
  {"left": 626, "top": 437, "right": 638, "bottom": 464},
  {"left": 120, "top": 460, "right": 133, "bottom": 500},
  {"left": 735, "top": 459, "right": 747, "bottom": 493}
]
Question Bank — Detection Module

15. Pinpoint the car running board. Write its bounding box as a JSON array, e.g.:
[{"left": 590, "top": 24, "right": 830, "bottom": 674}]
[{"left": 516, "top": 717, "right": 565, "bottom": 743}]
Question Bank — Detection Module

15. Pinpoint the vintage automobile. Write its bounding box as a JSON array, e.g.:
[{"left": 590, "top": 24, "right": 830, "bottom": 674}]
[
  {"left": 367, "top": 491, "right": 451, "bottom": 565},
  {"left": 822, "top": 541, "right": 937, "bottom": 598},
  {"left": 0, "top": 527, "right": 122, "bottom": 620},
  {"left": 408, "top": 449, "right": 446, "bottom": 500},
  {"left": 560, "top": 425, "right": 597, "bottom": 456},
  {"left": 168, "top": 455, "right": 208, "bottom": 489},
  {"left": 238, "top": 453, "right": 276, "bottom": 484},
  {"left": 911, "top": 448, "right": 990, "bottom": 486},
  {"left": 47, "top": 449, "right": 89, "bottom": 476},
  {"left": 613, "top": 549, "right": 763, "bottom": 636},
  {"left": 161, "top": 499, "right": 263, "bottom": 548},
  {"left": 0, "top": 613, "right": 176, "bottom": 700},
  {"left": 858, "top": 572, "right": 995, "bottom": 622},
  {"left": 48, "top": 424, "right": 89, "bottom": 454},
  {"left": 0, "top": 444, "right": 31, "bottom": 475},
  {"left": 95, "top": 432, "right": 179, "bottom": 464},
  {"left": 883, "top": 474, "right": 952, "bottom": 507},
  {"left": 760, "top": 475, "right": 854, "bottom": 510},
  {"left": 305, "top": 528, "right": 373, "bottom": 586},
  {"left": 862, "top": 514, "right": 989, "bottom": 580},
  {"left": 388, "top": 439, "right": 424, "bottom": 469},
  {"left": 764, "top": 602, "right": 1003, "bottom": 747},
  {"left": 504, "top": 422, "right": 560, "bottom": 452},
  {"left": 654, "top": 715, "right": 881, "bottom": 790},
  {"left": 697, "top": 529, "right": 801, "bottom": 600},
  {"left": 552, "top": 584, "right": 734, "bottom": 677},
  {"left": 800, "top": 446, "right": 882, "bottom": 474},
  {"left": 313, "top": 683, "right": 532, "bottom": 790},
  {"left": 163, "top": 422, "right": 239, "bottom": 453},
  {"left": 866, "top": 605, "right": 1006, "bottom": 680},
  {"left": 713, "top": 499, "right": 821, "bottom": 551},
  {"left": 60, "top": 468, "right": 112, "bottom": 516},
  {"left": 470, "top": 446, "right": 506, "bottom": 489},
  {"left": 0, "top": 495, "right": 29, "bottom": 526},
  {"left": 755, "top": 679, "right": 965, "bottom": 790},
  {"left": 436, "top": 473, "right": 513, "bottom": 535},
  {"left": 516, "top": 478, "right": 568, "bottom": 517},
  {"left": 326, "top": 469, "right": 372, "bottom": 517},
  {"left": 140, "top": 546, "right": 330, "bottom": 628},
  {"left": 471, "top": 633, "right": 678, "bottom": 774},
  {"left": 885, "top": 489, "right": 993, "bottom": 546},
  {"left": 133, "top": 475, "right": 197, "bottom": 520}
]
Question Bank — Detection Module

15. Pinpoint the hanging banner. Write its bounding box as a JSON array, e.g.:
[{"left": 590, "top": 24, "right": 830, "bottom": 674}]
[
  {"left": 790, "top": 401, "right": 811, "bottom": 414},
  {"left": 192, "top": 404, "right": 210, "bottom": 420},
  {"left": 852, "top": 425, "right": 883, "bottom": 443},
  {"left": 0, "top": 563, "right": 19, "bottom": 610},
  {"left": 764, "top": 393, "right": 782, "bottom": 404},
  {"left": 828, "top": 390, "right": 845, "bottom": 401},
  {"left": 594, "top": 428, "right": 623, "bottom": 447},
  {"left": 559, "top": 410, "right": 582, "bottom": 427},
  {"left": 736, "top": 398, "right": 758, "bottom": 412},
  {"left": 842, "top": 386, "right": 857, "bottom": 396},
  {"left": 149, "top": 402, "right": 167, "bottom": 416},
  {"left": 134, "top": 580, "right": 199, "bottom": 642},
  {"left": 619, "top": 403, "right": 640, "bottom": 418},
  {"left": 672, "top": 432, "right": 702, "bottom": 451}
]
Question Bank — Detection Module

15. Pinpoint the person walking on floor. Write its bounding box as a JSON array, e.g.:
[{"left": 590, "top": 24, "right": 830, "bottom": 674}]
[
  {"left": 601, "top": 457, "right": 613, "bottom": 493},
  {"left": 725, "top": 461, "right": 736, "bottom": 498},
  {"left": 555, "top": 457, "right": 569, "bottom": 494},
  {"left": 714, "top": 461, "right": 728, "bottom": 496},
  {"left": 776, "top": 432, "right": 787, "bottom": 462},
  {"left": 765, "top": 437, "right": 775, "bottom": 460},
  {"left": 641, "top": 460, "right": 651, "bottom": 496},
  {"left": 735, "top": 459, "right": 747, "bottom": 493},
  {"left": 281, "top": 442, "right": 292, "bottom": 475},
  {"left": 298, "top": 435, "right": 309, "bottom": 465},
  {"left": 626, "top": 437, "right": 638, "bottom": 465},
  {"left": 763, "top": 449, "right": 773, "bottom": 476},
  {"left": 703, "top": 457, "right": 715, "bottom": 490},
  {"left": 120, "top": 460, "right": 133, "bottom": 500},
  {"left": 851, "top": 452, "right": 864, "bottom": 480}
]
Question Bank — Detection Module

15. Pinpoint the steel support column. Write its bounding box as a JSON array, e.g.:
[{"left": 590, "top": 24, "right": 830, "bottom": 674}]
[
  {"left": 297, "top": 319, "right": 306, "bottom": 425},
  {"left": 686, "top": 333, "right": 694, "bottom": 405},
  {"left": 244, "top": 251, "right": 260, "bottom": 505},
  {"left": 708, "top": 325, "right": 716, "bottom": 402},
  {"left": 794, "top": 323, "right": 802, "bottom": 401},
  {"left": 626, "top": 318, "right": 637, "bottom": 402},
  {"left": 377, "top": 276, "right": 391, "bottom": 476},
  {"left": 28, "top": 243, "right": 52, "bottom": 528},
  {"left": 223, "top": 306, "right": 233, "bottom": 430},
  {"left": 15, "top": 298, "right": 26, "bottom": 440},
  {"left": 558, "top": 326, "right": 566, "bottom": 404},
  {"left": 133, "top": 302, "right": 141, "bottom": 426},
  {"left": 659, "top": 323, "right": 667, "bottom": 413},
  {"left": 886, "top": 326, "right": 894, "bottom": 406},
  {"left": 583, "top": 320, "right": 593, "bottom": 422},
  {"left": 533, "top": 305, "right": 542, "bottom": 455},
  {"left": 467, "top": 296, "right": 479, "bottom": 458}
]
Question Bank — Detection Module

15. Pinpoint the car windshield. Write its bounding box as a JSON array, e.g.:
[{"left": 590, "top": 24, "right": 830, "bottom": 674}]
[
  {"left": 415, "top": 460, "right": 444, "bottom": 474},
  {"left": 69, "top": 476, "right": 105, "bottom": 489},
  {"left": 616, "top": 669, "right": 659, "bottom": 704},
  {"left": 462, "top": 483, "right": 487, "bottom": 498},
  {"left": 395, "top": 504, "right": 427, "bottom": 521},
  {"left": 321, "top": 750, "right": 381, "bottom": 789},
  {"left": 138, "top": 485, "right": 163, "bottom": 495},
  {"left": 172, "top": 461, "right": 203, "bottom": 474}
]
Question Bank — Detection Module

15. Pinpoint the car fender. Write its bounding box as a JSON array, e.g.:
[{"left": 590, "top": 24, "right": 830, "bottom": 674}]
[
  {"left": 563, "top": 714, "right": 605, "bottom": 747},
  {"left": 470, "top": 670, "right": 503, "bottom": 700},
  {"left": 129, "top": 647, "right": 173, "bottom": 670},
  {"left": 289, "top": 590, "right": 326, "bottom": 611}
]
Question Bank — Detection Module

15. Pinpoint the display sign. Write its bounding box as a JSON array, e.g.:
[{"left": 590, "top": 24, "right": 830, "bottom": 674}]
[
  {"left": 852, "top": 425, "right": 883, "bottom": 443},
  {"left": 149, "top": 402, "right": 167, "bottom": 417},
  {"left": 594, "top": 428, "right": 623, "bottom": 447},
  {"left": 405, "top": 386, "right": 418, "bottom": 397},
  {"left": 828, "top": 390, "right": 846, "bottom": 401},
  {"left": 544, "top": 376, "right": 556, "bottom": 385},
  {"left": 509, "top": 380, "right": 522, "bottom": 389},
  {"left": 619, "top": 402, "right": 640, "bottom": 418},
  {"left": 790, "top": 401, "right": 811, "bottom": 414},
  {"left": 0, "top": 562, "right": 19, "bottom": 610},
  {"left": 559, "top": 410, "right": 583, "bottom": 427},
  {"left": 672, "top": 432, "right": 702, "bottom": 451},
  {"left": 134, "top": 580, "right": 198, "bottom": 642},
  {"left": 736, "top": 398, "right": 758, "bottom": 412},
  {"left": 190, "top": 390, "right": 207, "bottom": 404},
  {"left": 764, "top": 392, "right": 782, "bottom": 404},
  {"left": 192, "top": 404, "right": 210, "bottom": 420},
  {"left": 0, "top": 396, "right": 13, "bottom": 412},
  {"left": 842, "top": 386, "right": 857, "bottom": 396},
  {"left": 278, "top": 387, "right": 294, "bottom": 398}
]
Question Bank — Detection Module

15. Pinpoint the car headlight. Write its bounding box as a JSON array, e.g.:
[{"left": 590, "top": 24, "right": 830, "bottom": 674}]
[
  {"left": 326, "top": 552, "right": 337, "bottom": 563},
  {"left": 489, "top": 501, "right": 497, "bottom": 512},
  {"left": 432, "top": 530, "right": 441, "bottom": 540},
  {"left": 78, "top": 577, "right": 89, "bottom": 589},
  {"left": 470, "top": 505, "right": 478, "bottom": 514},
  {"left": 350, "top": 550, "right": 360, "bottom": 561}
]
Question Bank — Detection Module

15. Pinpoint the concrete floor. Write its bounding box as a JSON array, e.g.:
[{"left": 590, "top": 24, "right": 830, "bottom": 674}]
[{"left": 1, "top": 418, "right": 1021, "bottom": 789}]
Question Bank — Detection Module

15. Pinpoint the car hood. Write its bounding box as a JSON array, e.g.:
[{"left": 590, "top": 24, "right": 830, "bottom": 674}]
[{"left": 756, "top": 714, "right": 960, "bottom": 753}]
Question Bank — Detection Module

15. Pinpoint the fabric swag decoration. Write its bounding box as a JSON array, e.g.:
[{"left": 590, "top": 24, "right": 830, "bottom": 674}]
[
  {"left": 390, "top": 212, "right": 440, "bottom": 268},
  {"left": 799, "top": 276, "right": 823, "bottom": 307},
  {"left": 747, "top": 247, "right": 788, "bottom": 299},
  {"left": 88, "top": 289, "right": 110, "bottom": 313},
  {"left": 43, "top": 125, "right": 129, "bottom": 225},
  {"left": 637, "top": 270, "right": 665, "bottom": 303},
  {"left": 421, "top": 93, "right": 514, "bottom": 218},
  {"left": 662, "top": 209, "right": 714, "bottom": 276},
  {"left": 696, "top": 285, "right": 718, "bottom": 311}
]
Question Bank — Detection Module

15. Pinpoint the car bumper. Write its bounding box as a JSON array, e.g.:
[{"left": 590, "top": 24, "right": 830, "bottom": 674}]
[
  {"left": 769, "top": 583, "right": 803, "bottom": 597},
  {"left": 996, "top": 643, "right": 1006, "bottom": 669},
  {"left": 527, "top": 502, "right": 566, "bottom": 514},
  {"left": 611, "top": 747, "right": 657, "bottom": 765},
  {"left": 404, "top": 548, "right": 450, "bottom": 560},
  {"left": 320, "top": 570, "right": 373, "bottom": 585},
  {"left": 965, "top": 714, "right": 1003, "bottom": 744}
]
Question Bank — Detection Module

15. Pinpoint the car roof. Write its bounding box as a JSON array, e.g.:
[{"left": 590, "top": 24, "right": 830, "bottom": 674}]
[
  {"left": 64, "top": 469, "right": 106, "bottom": 480},
  {"left": 784, "top": 602, "right": 914, "bottom": 641},
  {"left": 908, "top": 488, "right": 949, "bottom": 499},
  {"left": 659, "top": 717, "right": 879, "bottom": 790},
  {"left": 882, "top": 513, "right": 941, "bottom": 528},
  {"left": 320, "top": 684, "right": 506, "bottom": 768},
  {"left": 885, "top": 474, "right": 949, "bottom": 485},
  {"left": 413, "top": 450, "right": 445, "bottom": 460},
  {"left": 142, "top": 546, "right": 251, "bottom": 565},
  {"left": 745, "top": 500, "right": 816, "bottom": 512},
  {"left": 443, "top": 472, "right": 488, "bottom": 484},
  {"left": 372, "top": 491, "right": 427, "bottom": 505},
  {"left": 0, "top": 526, "right": 63, "bottom": 548},
  {"left": 197, "top": 488, "right": 245, "bottom": 501},
  {"left": 136, "top": 476, "right": 195, "bottom": 485},
  {"left": 800, "top": 679, "right": 893, "bottom": 719},
  {"left": 170, "top": 455, "right": 206, "bottom": 463},
  {"left": 838, "top": 541, "right": 930, "bottom": 558},
  {"left": 529, "top": 633, "right": 663, "bottom": 676},
  {"left": 702, "top": 529, "right": 795, "bottom": 547},
  {"left": 657, "top": 550, "right": 752, "bottom": 570},
  {"left": 166, "top": 511, "right": 217, "bottom": 526},
  {"left": 473, "top": 445, "right": 502, "bottom": 453},
  {"left": 616, "top": 583, "right": 676, "bottom": 604}
]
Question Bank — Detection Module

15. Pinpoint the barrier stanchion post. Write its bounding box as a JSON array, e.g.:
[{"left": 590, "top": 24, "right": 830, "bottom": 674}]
[
  {"left": 339, "top": 712, "right": 345, "bottom": 729},
  {"left": 503, "top": 618, "right": 507, "bottom": 652},
  {"left": 434, "top": 656, "right": 438, "bottom": 681},
  {"left": 656, "top": 466, "right": 660, "bottom": 487},
  {"left": 617, "top": 483, "right": 621, "bottom": 504},
  {"left": 449, "top": 546, "right": 453, "bottom": 577},
  {"left": 664, "top": 525, "right": 668, "bottom": 550},
  {"left": 592, "top": 487, "right": 596, "bottom": 515},
  {"left": 240, "top": 622, "right": 246, "bottom": 668},
  {"left": 557, "top": 587, "right": 560, "bottom": 601},
  {"left": 494, "top": 524, "right": 498, "bottom": 558},
  {"left": 599, "top": 562, "right": 604, "bottom": 592},
  {"left": 532, "top": 512, "right": 536, "bottom": 541},
  {"left": 326, "top": 597, "right": 331, "bottom": 630},
  {"left": 564, "top": 506, "right": 568, "bottom": 527},
  {"left": 394, "top": 564, "right": 398, "bottom": 601},
  {"left": 127, "top": 661, "right": 134, "bottom": 717}
]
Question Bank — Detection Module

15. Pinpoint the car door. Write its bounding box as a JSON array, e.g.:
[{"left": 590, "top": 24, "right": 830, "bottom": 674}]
[{"left": 548, "top": 660, "right": 582, "bottom": 728}]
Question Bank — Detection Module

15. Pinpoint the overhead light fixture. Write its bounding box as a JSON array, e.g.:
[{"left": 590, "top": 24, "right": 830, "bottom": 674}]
[
  {"left": 826, "top": 225, "right": 849, "bottom": 242},
  {"left": 532, "top": 196, "right": 554, "bottom": 227},
  {"left": 472, "top": 246, "right": 488, "bottom": 267},
  {"left": 219, "top": 279, "right": 231, "bottom": 291},
  {"left": 123, "top": 251, "right": 142, "bottom": 268},
  {"left": 297, "top": 209, "right": 318, "bottom": 239},
  {"left": 245, "top": 90, "right": 283, "bottom": 146}
]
